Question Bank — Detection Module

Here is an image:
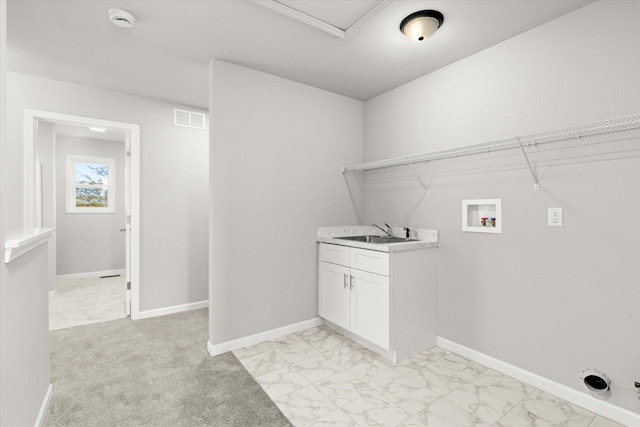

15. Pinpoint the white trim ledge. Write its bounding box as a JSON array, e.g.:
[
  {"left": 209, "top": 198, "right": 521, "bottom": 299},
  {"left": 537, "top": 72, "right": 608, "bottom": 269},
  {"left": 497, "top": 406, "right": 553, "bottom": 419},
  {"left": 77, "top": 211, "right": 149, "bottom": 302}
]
[
  {"left": 437, "top": 337, "right": 640, "bottom": 426},
  {"left": 207, "top": 317, "right": 323, "bottom": 356},
  {"left": 34, "top": 383, "right": 52, "bottom": 427},
  {"left": 5, "top": 228, "right": 54, "bottom": 264},
  {"left": 134, "top": 300, "right": 208, "bottom": 320}
]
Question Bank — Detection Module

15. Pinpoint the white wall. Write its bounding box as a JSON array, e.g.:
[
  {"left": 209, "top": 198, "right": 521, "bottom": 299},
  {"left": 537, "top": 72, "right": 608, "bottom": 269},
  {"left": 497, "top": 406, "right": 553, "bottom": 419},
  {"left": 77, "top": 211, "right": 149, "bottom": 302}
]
[
  {"left": 36, "top": 121, "right": 57, "bottom": 291},
  {"left": 366, "top": 1, "right": 640, "bottom": 158},
  {"left": 1, "top": 2, "right": 51, "bottom": 424},
  {"left": 36, "top": 122, "right": 55, "bottom": 228},
  {"left": 209, "top": 60, "right": 363, "bottom": 345},
  {"left": 363, "top": 0, "right": 640, "bottom": 414},
  {"left": 55, "top": 135, "right": 126, "bottom": 275},
  {"left": 6, "top": 73, "right": 209, "bottom": 311},
  {"left": 1, "top": 246, "right": 51, "bottom": 426}
]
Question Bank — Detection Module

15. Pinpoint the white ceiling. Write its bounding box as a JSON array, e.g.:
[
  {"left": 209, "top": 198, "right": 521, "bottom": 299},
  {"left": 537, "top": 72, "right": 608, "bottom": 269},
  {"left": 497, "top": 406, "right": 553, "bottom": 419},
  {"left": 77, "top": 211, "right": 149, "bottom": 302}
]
[
  {"left": 7, "top": 0, "right": 592, "bottom": 110},
  {"left": 55, "top": 123, "right": 127, "bottom": 143}
]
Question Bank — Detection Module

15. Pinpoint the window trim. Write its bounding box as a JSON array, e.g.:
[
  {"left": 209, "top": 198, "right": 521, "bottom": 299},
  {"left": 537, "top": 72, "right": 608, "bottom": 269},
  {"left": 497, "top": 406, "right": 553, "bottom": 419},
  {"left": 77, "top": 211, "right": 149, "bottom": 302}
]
[{"left": 66, "top": 155, "right": 116, "bottom": 213}]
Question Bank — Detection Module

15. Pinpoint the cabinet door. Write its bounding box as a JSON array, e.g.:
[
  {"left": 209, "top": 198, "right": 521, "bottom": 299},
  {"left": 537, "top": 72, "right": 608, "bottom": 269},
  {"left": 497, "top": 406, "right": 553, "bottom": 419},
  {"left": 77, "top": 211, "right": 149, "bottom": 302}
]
[
  {"left": 350, "top": 270, "right": 390, "bottom": 350},
  {"left": 319, "top": 261, "right": 351, "bottom": 330}
]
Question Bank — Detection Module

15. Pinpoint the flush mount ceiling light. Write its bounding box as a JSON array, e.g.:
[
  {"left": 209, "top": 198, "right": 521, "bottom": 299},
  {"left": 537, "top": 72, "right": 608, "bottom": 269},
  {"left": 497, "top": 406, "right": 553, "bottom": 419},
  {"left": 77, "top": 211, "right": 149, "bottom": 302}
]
[
  {"left": 88, "top": 127, "right": 107, "bottom": 133},
  {"left": 400, "top": 10, "right": 444, "bottom": 42},
  {"left": 108, "top": 8, "right": 136, "bottom": 29}
]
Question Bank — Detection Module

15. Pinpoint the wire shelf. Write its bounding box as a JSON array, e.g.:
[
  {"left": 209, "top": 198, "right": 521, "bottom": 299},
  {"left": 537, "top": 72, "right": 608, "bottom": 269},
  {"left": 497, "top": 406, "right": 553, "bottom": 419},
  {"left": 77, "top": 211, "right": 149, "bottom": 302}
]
[{"left": 343, "top": 114, "right": 640, "bottom": 190}]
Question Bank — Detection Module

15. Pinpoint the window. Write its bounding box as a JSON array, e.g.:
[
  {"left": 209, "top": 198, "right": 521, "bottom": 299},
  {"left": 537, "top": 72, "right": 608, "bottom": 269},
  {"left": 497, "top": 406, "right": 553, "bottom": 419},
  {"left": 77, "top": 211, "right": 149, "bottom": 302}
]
[{"left": 66, "top": 155, "right": 116, "bottom": 213}]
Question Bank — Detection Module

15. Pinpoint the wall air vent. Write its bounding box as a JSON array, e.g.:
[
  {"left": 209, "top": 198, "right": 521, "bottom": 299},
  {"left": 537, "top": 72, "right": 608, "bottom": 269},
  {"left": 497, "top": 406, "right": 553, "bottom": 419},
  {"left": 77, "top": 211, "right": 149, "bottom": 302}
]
[{"left": 173, "top": 109, "right": 206, "bottom": 130}]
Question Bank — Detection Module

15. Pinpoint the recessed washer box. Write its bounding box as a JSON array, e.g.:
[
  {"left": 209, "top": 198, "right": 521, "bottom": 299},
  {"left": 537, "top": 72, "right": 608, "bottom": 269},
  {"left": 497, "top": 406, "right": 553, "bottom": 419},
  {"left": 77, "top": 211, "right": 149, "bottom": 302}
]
[{"left": 462, "top": 199, "right": 502, "bottom": 234}]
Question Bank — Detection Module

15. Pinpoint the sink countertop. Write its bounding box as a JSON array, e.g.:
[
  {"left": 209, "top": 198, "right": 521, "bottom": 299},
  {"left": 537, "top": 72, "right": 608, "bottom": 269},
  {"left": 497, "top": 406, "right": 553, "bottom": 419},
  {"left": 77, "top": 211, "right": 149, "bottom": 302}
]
[{"left": 317, "top": 225, "right": 438, "bottom": 253}]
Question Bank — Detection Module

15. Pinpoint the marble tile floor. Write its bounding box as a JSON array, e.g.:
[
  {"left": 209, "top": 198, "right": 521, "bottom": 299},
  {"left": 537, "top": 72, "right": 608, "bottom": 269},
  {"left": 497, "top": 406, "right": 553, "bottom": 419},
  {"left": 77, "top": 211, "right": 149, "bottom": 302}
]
[
  {"left": 233, "top": 326, "right": 624, "bottom": 427},
  {"left": 49, "top": 275, "right": 127, "bottom": 330}
]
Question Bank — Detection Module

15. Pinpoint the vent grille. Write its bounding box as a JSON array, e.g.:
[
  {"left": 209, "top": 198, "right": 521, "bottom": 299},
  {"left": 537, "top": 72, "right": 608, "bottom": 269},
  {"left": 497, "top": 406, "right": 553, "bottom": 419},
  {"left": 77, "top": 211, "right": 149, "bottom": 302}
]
[{"left": 173, "top": 109, "right": 206, "bottom": 130}]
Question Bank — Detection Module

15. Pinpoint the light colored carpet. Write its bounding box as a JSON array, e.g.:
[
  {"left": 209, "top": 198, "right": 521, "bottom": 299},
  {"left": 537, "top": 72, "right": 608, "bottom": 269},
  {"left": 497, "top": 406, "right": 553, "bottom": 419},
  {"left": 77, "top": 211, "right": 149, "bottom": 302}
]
[{"left": 44, "top": 309, "right": 291, "bottom": 427}]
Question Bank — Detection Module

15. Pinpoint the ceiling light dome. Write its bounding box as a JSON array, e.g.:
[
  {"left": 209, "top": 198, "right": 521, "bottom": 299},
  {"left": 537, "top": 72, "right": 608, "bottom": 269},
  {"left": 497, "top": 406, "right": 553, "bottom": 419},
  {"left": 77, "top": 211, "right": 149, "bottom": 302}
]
[{"left": 400, "top": 10, "right": 444, "bottom": 42}]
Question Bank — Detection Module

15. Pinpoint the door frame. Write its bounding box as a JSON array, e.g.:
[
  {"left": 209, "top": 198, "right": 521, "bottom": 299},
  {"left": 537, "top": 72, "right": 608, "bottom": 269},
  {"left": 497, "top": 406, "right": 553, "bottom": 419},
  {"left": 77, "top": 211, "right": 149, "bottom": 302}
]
[{"left": 24, "top": 109, "right": 141, "bottom": 319}]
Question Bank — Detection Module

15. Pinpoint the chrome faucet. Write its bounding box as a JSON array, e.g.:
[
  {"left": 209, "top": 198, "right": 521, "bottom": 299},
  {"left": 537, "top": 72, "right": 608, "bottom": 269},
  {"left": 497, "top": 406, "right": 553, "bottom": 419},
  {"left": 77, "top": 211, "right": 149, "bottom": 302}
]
[{"left": 373, "top": 223, "right": 393, "bottom": 237}]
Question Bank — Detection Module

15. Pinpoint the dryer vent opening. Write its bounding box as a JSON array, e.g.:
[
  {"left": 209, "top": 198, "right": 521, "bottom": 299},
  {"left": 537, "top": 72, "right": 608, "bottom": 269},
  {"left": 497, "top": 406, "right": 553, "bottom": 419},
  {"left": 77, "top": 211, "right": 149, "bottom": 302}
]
[{"left": 581, "top": 369, "right": 610, "bottom": 394}]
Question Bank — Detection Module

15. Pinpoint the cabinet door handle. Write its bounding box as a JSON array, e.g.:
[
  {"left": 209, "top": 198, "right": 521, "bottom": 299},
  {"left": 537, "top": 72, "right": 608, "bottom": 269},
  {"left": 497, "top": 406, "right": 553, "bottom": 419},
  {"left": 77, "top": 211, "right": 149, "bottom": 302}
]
[
  {"left": 349, "top": 275, "right": 354, "bottom": 290},
  {"left": 343, "top": 273, "right": 348, "bottom": 289}
]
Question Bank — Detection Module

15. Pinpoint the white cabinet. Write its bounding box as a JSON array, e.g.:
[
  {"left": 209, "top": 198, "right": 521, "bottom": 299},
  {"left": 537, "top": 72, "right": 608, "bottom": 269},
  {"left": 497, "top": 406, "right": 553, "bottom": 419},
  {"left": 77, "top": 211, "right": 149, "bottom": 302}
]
[
  {"left": 318, "top": 242, "right": 438, "bottom": 363},
  {"left": 319, "top": 242, "right": 350, "bottom": 266},
  {"left": 318, "top": 261, "right": 350, "bottom": 330},
  {"left": 350, "top": 269, "right": 389, "bottom": 349},
  {"left": 319, "top": 243, "right": 390, "bottom": 349},
  {"left": 350, "top": 247, "right": 389, "bottom": 276}
]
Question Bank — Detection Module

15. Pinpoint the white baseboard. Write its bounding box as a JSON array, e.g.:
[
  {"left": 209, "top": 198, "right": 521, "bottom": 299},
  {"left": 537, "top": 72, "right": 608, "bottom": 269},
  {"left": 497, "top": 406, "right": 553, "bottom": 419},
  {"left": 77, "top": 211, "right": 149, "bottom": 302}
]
[
  {"left": 134, "top": 300, "right": 208, "bottom": 320},
  {"left": 48, "top": 289, "right": 56, "bottom": 298},
  {"left": 207, "top": 317, "right": 323, "bottom": 356},
  {"left": 56, "top": 269, "right": 125, "bottom": 280},
  {"left": 34, "top": 383, "right": 52, "bottom": 427},
  {"left": 323, "top": 319, "right": 397, "bottom": 362},
  {"left": 437, "top": 337, "right": 640, "bottom": 426}
]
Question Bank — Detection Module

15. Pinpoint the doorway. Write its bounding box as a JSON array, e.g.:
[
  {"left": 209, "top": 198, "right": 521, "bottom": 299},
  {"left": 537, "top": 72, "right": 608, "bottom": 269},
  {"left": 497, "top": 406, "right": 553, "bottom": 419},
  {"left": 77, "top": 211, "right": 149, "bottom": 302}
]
[{"left": 24, "top": 110, "right": 140, "bottom": 320}]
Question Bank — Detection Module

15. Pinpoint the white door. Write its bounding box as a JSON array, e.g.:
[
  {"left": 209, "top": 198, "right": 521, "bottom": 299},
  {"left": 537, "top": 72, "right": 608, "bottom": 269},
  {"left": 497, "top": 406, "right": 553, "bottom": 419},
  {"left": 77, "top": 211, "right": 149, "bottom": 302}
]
[
  {"left": 350, "top": 269, "right": 390, "bottom": 349},
  {"left": 124, "top": 134, "right": 131, "bottom": 316},
  {"left": 319, "top": 261, "right": 351, "bottom": 330}
]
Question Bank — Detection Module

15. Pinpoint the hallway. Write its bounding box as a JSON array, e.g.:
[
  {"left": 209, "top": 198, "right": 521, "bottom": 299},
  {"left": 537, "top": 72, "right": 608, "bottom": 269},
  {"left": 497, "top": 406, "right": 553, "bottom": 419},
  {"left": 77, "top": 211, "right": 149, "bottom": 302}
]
[{"left": 49, "top": 275, "right": 126, "bottom": 330}]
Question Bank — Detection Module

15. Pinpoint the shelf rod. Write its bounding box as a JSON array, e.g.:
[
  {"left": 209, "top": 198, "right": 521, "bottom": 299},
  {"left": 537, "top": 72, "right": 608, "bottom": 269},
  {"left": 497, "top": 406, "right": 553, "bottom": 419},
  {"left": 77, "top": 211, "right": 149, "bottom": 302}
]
[
  {"left": 516, "top": 137, "right": 540, "bottom": 190},
  {"left": 346, "top": 143, "right": 518, "bottom": 172},
  {"left": 342, "top": 113, "right": 640, "bottom": 174}
]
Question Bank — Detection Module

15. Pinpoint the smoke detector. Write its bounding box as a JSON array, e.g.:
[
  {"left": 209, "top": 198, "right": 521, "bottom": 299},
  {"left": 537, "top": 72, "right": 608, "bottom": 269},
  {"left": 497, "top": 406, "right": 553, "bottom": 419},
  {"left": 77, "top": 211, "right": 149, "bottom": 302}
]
[{"left": 108, "top": 9, "right": 136, "bottom": 29}]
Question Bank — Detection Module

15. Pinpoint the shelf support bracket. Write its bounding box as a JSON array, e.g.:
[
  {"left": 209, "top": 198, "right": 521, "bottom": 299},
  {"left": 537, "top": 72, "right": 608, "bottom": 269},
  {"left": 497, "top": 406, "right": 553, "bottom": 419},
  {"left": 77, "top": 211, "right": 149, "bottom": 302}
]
[
  {"left": 405, "top": 160, "right": 429, "bottom": 194},
  {"left": 341, "top": 168, "right": 363, "bottom": 225},
  {"left": 517, "top": 138, "right": 540, "bottom": 190},
  {"left": 342, "top": 168, "right": 363, "bottom": 190}
]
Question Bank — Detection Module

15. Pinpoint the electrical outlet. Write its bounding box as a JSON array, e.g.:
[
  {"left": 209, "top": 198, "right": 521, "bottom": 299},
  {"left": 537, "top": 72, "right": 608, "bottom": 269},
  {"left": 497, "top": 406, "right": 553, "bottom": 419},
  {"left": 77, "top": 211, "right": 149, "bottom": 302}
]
[{"left": 548, "top": 208, "right": 563, "bottom": 227}]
